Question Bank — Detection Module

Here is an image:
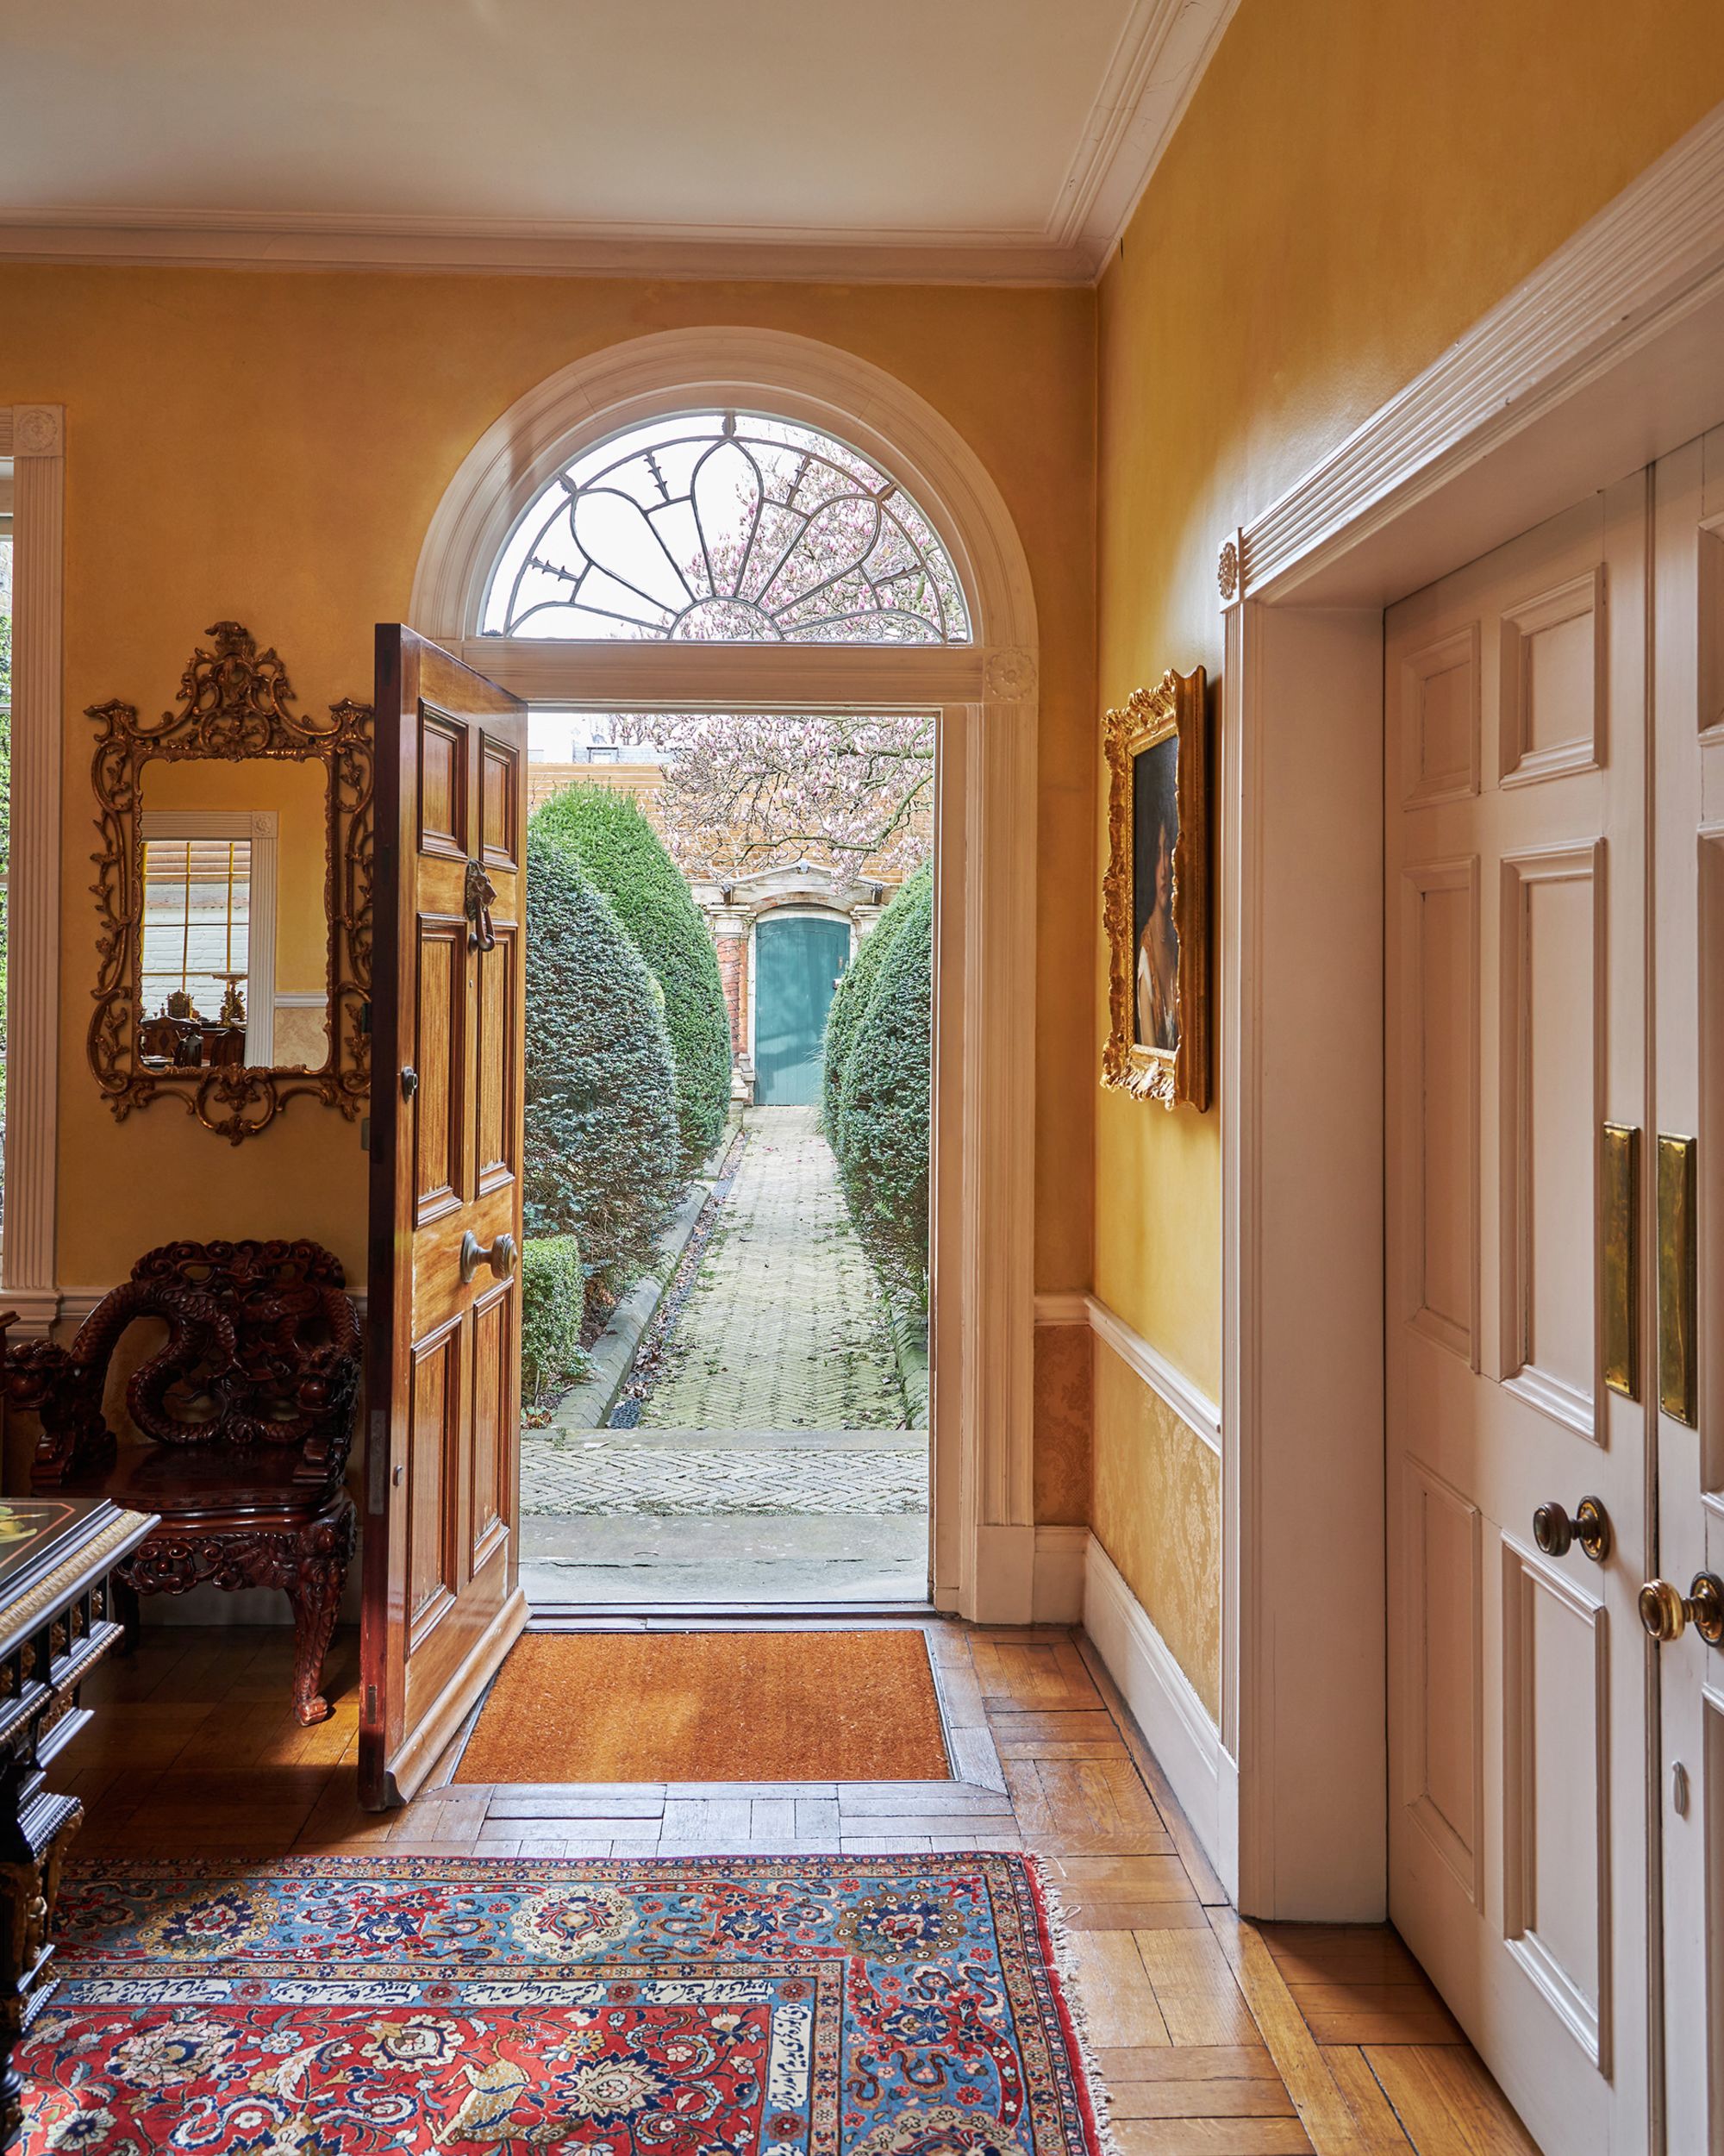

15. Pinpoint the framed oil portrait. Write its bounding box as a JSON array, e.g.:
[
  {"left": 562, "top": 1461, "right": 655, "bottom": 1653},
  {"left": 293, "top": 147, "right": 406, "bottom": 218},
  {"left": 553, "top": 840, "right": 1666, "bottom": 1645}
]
[{"left": 1102, "top": 666, "right": 1209, "bottom": 1109}]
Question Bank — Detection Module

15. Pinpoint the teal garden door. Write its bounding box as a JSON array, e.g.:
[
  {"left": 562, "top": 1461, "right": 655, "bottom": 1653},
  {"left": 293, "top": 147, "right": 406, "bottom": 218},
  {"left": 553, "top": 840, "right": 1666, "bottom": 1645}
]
[{"left": 753, "top": 914, "right": 851, "bottom": 1105}]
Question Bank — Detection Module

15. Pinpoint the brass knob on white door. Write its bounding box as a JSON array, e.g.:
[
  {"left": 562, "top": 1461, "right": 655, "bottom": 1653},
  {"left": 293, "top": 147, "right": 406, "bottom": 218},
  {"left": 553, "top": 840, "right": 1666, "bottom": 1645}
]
[
  {"left": 1639, "top": 1573, "right": 1724, "bottom": 1646},
  {"left": 459, "top": 1230, "right": 518, "bottom": 1284},
  {"left": 1533, "top": 1496, "right": 1611, "bottom": 1562}
]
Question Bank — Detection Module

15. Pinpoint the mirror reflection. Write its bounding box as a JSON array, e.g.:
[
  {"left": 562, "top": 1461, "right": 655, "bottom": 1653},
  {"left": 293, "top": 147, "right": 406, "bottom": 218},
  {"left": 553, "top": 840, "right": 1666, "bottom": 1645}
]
[{"left": 135, "top": 756, "right": 331, "bottom": 1073}]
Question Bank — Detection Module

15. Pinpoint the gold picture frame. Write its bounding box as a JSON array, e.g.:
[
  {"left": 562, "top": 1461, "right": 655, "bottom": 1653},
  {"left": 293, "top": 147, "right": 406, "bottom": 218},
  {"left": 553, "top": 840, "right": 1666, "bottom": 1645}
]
[{"left": 1102, "top": 666, "right": 1209, "bottom": 1109}]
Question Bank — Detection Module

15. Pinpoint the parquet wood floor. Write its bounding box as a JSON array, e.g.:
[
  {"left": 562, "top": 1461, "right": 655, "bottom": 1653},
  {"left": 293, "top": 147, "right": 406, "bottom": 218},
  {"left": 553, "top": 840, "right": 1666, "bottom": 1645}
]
[{"left": 58, "top": 1620, "right": 1539, "bottom": 2156}]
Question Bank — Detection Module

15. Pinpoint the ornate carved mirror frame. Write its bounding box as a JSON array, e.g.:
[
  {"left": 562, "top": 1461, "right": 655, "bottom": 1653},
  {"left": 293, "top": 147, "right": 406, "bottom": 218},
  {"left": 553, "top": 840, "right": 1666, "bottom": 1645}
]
[{"left": 86, "top": 622, "right": 373, "bottom": 1144}]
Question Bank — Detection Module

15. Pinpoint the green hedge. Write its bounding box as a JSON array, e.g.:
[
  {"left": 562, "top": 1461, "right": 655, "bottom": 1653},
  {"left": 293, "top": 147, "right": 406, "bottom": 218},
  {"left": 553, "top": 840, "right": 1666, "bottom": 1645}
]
[
  {"left": 830, "top": 872, "right": 933, "bottom": 1301},
  {"left": 821, "top": 862, "right": 930, "bottom": 1156},
  {"left": 533, "top": 786, "right": 732, "bottom": 1178},
  {"left": 521, "top": 1234, "right": 588, "bottom": 1407},
  {"left": 523, "top": 829, "right": 681, "bottom": 1305}
]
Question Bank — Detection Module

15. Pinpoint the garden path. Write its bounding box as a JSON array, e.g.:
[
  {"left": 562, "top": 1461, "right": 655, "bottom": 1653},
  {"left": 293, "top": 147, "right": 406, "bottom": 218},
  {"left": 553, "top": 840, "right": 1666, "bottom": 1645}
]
[
  {"left": 521, "top": 1105, "right": 927, "bottom": 1603},
  {"left": 639, "top": 1103, "right": 905, "bottom": 1429}
]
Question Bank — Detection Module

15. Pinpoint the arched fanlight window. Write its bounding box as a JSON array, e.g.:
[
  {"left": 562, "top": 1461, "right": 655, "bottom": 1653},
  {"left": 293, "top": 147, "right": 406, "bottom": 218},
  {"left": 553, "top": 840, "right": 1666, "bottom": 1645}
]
[{"left": 482, "top": 411, "right": 971, "bottom": 645}]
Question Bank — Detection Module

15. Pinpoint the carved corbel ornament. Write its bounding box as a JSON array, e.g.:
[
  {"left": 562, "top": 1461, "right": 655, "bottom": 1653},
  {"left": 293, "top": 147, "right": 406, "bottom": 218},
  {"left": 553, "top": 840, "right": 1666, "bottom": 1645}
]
[
  {"left": 983, "top": 646, "right": 1037, "bottom": 703},
  {"left": 85, "top": 623, "right": 373, "bottom": 1144}
]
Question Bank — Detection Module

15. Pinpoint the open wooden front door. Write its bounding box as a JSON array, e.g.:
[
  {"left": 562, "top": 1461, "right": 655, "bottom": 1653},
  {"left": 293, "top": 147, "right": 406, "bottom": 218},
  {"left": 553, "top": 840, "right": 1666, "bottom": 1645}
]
[{"left": 361, "top": 625, "right": 528, "bottom": 1809}]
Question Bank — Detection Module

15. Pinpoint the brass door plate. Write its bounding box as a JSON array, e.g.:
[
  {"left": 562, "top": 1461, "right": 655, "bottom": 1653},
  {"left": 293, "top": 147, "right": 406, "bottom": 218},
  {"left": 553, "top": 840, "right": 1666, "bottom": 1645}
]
[
  {"left": 1658, "top": 1133, "right": 1697, "bottom": 1427},
  {"left": 1602, "top": 1122, "right": 1640, "bottom": 1400}
]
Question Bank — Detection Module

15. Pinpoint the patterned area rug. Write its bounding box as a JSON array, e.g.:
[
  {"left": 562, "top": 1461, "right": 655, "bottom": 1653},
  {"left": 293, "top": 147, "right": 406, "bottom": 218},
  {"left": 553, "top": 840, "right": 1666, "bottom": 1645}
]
[{"left": 25, "top": 1854, "right": 1106, "bottom": 2153}]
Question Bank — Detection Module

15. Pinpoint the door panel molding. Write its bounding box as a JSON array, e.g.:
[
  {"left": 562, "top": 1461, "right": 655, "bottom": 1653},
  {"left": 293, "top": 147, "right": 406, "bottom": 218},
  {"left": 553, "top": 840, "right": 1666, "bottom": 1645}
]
[{"left": 1501, "top": 1534, "right": 1613, "bottom": 2072}]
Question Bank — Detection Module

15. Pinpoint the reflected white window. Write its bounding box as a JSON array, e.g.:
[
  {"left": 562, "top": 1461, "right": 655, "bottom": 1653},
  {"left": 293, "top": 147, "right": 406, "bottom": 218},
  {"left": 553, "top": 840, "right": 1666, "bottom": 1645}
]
[
  {"left": 484, "top": 412, "right": 970, "bottom": 645},
  {"left": 141, "top": 836, "right": 251, "bottom": 1016}
]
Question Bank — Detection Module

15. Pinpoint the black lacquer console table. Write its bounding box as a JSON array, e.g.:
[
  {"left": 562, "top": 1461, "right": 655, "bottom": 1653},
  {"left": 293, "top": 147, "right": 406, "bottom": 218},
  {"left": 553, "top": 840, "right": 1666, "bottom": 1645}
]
[{"left": 0, "top": 1491, "right": 155, "bottom": 2145}]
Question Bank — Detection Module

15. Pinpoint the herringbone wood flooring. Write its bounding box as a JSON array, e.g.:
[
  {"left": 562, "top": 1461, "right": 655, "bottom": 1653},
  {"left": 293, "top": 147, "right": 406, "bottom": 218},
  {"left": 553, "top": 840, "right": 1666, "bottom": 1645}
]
[{"left": 58, "top": 1621, "right": 1537, "bottom": 2155}]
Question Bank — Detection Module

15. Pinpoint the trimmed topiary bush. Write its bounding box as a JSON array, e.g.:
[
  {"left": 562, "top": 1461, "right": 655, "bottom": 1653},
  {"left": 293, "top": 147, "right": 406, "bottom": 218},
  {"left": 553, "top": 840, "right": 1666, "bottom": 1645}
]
[
  {"left": 520, "top": 1234, "right": 589, "bottom": 1407},
  {"left": 524, "top": 828, "right": 681, "bottom": 1306},
  {"left": 833, "top": 872, "right": 933, "bottom": 1301},
  {"left": 533, "top": 786, "right": 732, "bottom": 1178},
  {"left": 822, "top": 862, "right": 931, "bottom": 1156}
]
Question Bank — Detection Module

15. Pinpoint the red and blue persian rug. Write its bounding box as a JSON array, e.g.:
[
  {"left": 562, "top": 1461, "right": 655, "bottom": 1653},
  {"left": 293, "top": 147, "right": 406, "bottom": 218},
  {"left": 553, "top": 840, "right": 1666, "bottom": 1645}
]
[{"left": 23, "top": 1853, "right": 1109, "bottom": 2154}]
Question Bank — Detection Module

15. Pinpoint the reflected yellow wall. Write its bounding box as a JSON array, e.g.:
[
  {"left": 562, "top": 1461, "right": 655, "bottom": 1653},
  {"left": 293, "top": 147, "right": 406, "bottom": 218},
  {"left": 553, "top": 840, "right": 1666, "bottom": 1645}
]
[
  {"left": 1093, "top": 0, "right": 1724, "bottom": 1690},
  {"left": 143, "top": 759, "right": 328, "bottom": 996},
  {"left": 0, "top": 268, "right": 1095, "bottom": 1408}
]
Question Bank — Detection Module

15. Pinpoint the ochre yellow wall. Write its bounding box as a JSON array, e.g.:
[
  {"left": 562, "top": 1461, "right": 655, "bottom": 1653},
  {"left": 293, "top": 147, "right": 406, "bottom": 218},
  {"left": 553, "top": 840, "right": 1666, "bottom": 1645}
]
[
  {"left": 1, "top": 269, "right": 1096, "bottom": 1449},
  {"left": 143, "top": 758, "right": 328, "bottom": 997},
  {"left": 1093, "top": 0, "right": 1724, "bottom": 1696}
]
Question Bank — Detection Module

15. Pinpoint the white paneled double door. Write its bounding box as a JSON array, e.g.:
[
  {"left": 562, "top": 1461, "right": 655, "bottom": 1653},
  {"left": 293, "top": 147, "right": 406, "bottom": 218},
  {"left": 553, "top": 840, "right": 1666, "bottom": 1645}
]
[{"left": 1386, "top": 446, "right": 1724, "bottom": 2153}]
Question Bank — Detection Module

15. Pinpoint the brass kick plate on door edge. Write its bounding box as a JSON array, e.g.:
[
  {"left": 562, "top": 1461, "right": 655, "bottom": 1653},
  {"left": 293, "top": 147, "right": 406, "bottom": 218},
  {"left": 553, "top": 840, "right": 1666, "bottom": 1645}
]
[
  {"left": 1602, "top": 1123, "right": 1640, "bottom": 1400},
  {"left": 1658, "top": 1134, "right": 1698, "bottom": 1427}
]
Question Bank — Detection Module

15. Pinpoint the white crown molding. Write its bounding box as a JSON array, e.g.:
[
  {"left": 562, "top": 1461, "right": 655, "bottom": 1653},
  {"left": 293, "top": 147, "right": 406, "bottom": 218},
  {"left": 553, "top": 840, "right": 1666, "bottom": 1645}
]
[
  {"left": 0, "top": 0, "right": 1234, "bottom": 289},
  {"left": 1234, "top": 96, "right": 1724, "bottom": 609},
  {"left": 1053, "top": 0, "right": 1240, "bottom": 270},
  {"left": 0, "top": 212, "right": 1084, "bottom": 288}
]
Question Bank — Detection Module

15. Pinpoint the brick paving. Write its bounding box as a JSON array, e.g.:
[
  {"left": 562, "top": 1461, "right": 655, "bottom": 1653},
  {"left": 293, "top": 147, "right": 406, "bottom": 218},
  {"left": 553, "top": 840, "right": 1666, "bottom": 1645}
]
[{"left": 637, "top": 1104, "right": 907, "bottom": 1431}]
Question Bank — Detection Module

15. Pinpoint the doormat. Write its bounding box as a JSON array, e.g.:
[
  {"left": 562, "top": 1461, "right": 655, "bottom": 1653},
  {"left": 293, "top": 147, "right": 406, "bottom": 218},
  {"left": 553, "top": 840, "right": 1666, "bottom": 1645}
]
[
  {"left": 31, "top": 1853, "right": 1108, "bottom": 2153},
  {"left": 454, "top": 1629, "right": 951, "bottom": 1784}
]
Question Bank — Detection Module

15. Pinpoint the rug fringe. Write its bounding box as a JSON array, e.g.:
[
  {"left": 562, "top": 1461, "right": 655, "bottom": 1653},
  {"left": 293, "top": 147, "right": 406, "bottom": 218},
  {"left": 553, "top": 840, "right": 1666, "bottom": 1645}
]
[{"left": 1025, "top": 1854, "right": 1123, "bottom": 2156}]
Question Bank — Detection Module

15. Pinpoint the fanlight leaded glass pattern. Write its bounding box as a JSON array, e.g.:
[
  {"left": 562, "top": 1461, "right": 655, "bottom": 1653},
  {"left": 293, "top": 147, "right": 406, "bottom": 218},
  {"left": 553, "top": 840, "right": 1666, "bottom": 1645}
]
[{"left": 484, "top": 412, "right": 971, "bottom": 644}]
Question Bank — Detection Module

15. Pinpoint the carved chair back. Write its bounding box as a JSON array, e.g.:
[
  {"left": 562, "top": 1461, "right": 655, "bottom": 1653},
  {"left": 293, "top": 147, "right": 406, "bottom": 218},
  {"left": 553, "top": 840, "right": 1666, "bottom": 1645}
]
[{"left": 7, "top": 1239, "right": 361, "bottom": 1497}]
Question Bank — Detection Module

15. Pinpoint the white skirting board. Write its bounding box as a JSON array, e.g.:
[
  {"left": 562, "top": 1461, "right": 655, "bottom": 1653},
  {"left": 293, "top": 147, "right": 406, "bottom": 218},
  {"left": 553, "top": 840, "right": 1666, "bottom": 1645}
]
[
  {"left": 1078, "top": 1532, "right": 1227, "bottom": 1882},
  {"left": 1030, "top": 1524, "right": 1088, "bottom": 1622}
]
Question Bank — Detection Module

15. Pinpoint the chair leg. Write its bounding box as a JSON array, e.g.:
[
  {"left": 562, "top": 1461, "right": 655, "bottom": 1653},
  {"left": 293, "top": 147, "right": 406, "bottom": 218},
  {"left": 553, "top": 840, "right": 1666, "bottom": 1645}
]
[
  {"left": 285, "top": 1564, "right": 342, "bottom": 1728},
  {"left": 284, "top": 1508, "right": 353, "bottom": 1728}
]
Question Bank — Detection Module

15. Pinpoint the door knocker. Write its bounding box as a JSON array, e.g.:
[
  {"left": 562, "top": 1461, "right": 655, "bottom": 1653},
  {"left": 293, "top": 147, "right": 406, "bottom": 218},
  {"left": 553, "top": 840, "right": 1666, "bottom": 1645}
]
[{"left": 464, "top": 859, "right": 497, "bottom": 953}]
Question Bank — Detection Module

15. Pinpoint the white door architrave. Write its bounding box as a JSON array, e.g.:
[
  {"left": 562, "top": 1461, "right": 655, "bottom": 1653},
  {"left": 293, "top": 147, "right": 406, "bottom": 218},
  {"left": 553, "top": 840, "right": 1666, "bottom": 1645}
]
[
  {"left": 409, "top": 328, "right": 1040, "bottom": 1624},
  {"left": 0, "top": 405, "right": 65, "bottom": 1336},
  {"left": 1212, "top": 96, "right": 1724, "bottom": 2146}
]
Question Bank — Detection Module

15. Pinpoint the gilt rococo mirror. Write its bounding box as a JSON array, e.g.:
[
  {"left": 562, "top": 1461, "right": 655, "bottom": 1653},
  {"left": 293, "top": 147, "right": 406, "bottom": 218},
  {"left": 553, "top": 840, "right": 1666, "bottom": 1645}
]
[{"left": 86, "top": 622, "right": 373, "bottom": 1143}]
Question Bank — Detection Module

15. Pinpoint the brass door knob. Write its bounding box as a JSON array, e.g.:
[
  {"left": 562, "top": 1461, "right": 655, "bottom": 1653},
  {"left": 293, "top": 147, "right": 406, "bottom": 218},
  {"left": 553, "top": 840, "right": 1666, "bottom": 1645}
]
[
  {"left": 1639, "top": 1572, "right": 1724, "bottom": 1646},
  {"left": 1533, "top": 1496, "right": 1612, "bottom": 1563},
  {"left": 459, "top": 1230, "right": 518, "bottom": 1285}
]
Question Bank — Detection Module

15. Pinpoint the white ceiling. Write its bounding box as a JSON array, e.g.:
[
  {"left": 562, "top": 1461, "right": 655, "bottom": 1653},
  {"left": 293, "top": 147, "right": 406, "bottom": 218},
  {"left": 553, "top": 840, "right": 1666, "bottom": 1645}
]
[{"left": 0, "top": 0, "right": 1236, "bottom": 282}]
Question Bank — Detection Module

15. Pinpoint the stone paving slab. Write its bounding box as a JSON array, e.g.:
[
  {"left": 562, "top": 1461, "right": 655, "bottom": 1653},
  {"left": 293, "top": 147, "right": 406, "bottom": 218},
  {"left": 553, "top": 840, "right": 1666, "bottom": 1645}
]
[
  {"left": 636, "top": 1105, "right": 907, "bottom": 1430},
  {"left": 521, "top": 1514, "right": 928, "bottom": 1607},
  {"left": 520, "top": 1428, "right": 927, "bottom": 1516}
]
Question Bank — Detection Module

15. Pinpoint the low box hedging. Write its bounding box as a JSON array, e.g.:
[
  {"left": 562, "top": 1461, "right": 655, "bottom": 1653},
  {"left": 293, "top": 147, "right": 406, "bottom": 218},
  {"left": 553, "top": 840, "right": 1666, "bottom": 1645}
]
[{"left": 520, "top": 1234, "right": 588, "bottom": 1407}]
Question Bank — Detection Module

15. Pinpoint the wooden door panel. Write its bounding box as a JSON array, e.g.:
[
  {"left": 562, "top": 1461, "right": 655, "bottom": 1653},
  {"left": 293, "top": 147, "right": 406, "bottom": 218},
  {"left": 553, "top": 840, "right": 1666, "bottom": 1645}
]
[
  {"left": 481, "top": 734, "right": 519, "bottom": 867},
  {"left": 414, "top": 918, "right": 466, "bottom": 1222},
  {"left": 407, "top": 1319, "right": 461, "bottom": 1647},
  {"left": 363, "top": 625, "right": 528, "bottom": 1810},
  {"left": 475, "top": 926, "right": 517, "bottom": 1191},
  {"left": 418, "top": 709, "right": 469, "bottom": 858},
  {"left": 469, "top": 1280, "right": 514, "bottom": 1574}
]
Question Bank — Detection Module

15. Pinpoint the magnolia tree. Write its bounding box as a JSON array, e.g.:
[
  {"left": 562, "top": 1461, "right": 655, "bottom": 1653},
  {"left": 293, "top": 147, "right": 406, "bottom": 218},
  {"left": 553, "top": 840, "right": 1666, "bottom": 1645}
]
[{"left": 618, "top": 709, "right": 934, "bottom": 878}]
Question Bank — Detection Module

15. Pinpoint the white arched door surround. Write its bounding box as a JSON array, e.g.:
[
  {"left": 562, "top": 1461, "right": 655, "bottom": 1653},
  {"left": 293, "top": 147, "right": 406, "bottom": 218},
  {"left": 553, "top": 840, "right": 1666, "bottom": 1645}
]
[{"left": 411, "top": 328, "right": 1040, "bottom": 1622}]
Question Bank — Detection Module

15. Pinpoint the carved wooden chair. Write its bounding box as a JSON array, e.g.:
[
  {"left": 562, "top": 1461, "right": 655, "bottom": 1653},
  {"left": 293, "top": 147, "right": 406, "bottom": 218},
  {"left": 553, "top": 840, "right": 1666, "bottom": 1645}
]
[{"left": 3, "top": 1239, "right": 361, "bottom": 1725}]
